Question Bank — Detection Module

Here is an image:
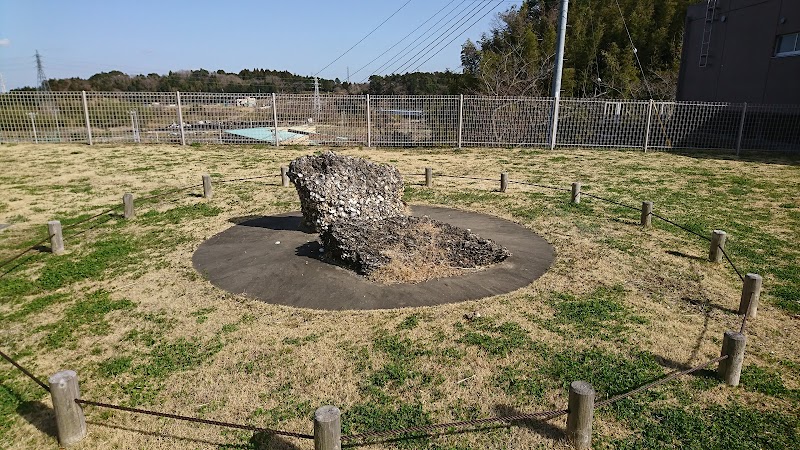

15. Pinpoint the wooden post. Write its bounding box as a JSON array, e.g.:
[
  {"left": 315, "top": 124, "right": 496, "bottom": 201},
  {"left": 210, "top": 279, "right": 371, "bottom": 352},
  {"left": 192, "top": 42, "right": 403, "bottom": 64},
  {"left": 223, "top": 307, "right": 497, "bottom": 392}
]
[
  {"left": 718, "top": 331, "right": 746, "bottom": 386},
  {"left": 202, "top": 174, "right": 213, "bottom": 199},
  {"left": 281, "top": 166, "right": 290, "bottom": 187},
  {"left": 49, "top": 370, "right": 87, "bottom": 446},
  {"left": 641, "top": 201, "right": 653, "bottom": 227},
  {"left": 314, "top": 405, "right": 341, "bottom": 450},
  {"left": 81, "top": 91, "right": 93, "bottom": 145},
  {"left": 709, "top": 230, "right": 727, "bottom": 262},
  {"left": 500, "top": 172, "right": 508, "bottom": 193},
  {"left": 122, "top": 193, "right": 135, "bottom": 219},
  {"left": 566, "top": 381, "right": 595, "bottom": 450},
  {"left": 738, "top": 273, "right": 762, "bottom": 319},
  {"left": 571, "top": 182, "right": 581, "bottom": 204},
  {"left": 425, "top": 167, "right": 433, "bottom": 188},
  {"left": 47, "top": 220, "right": 64, "bottom": 255}
]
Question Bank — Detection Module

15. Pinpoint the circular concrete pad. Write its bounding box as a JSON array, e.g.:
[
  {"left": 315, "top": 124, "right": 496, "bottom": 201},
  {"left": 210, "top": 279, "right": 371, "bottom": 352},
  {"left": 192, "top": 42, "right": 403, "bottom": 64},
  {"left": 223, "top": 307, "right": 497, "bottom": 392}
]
[{"left": 192, "top": 206, "right": 554, "bottom": 310}]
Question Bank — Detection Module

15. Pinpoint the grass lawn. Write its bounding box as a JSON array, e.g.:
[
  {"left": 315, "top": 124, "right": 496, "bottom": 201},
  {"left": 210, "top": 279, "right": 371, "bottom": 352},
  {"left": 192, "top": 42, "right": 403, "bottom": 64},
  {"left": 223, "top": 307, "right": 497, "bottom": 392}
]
[{"left": 1, "top": 143, "right": 799, "bottom": 449}]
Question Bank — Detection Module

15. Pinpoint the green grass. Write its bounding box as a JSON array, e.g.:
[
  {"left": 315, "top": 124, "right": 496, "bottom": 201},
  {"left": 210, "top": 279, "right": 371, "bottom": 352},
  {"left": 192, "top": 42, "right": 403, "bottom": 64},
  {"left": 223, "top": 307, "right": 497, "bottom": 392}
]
[
  {"left": 40, "top": 290, "right": 135, "bottom": 349},
  {"left": 456, "top": 318, "right": 534, "bottom": 357}
]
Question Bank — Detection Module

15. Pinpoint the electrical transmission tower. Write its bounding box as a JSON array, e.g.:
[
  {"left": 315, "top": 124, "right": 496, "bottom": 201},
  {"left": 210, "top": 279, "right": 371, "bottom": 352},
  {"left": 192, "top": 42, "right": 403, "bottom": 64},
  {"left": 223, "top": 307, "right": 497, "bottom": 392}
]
[
  {"left": 34, "top": 50, "right": 61, "bottom": 139},
  {"left": 35, "top": 50, "right": 52, "bottom": 92}
]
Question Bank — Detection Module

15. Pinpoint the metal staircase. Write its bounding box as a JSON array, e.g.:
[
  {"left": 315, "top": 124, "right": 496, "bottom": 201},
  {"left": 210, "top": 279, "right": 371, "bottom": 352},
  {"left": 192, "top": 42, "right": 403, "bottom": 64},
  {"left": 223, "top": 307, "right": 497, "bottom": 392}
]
[{"left": 699, "top": 0, "right": 718, "bottom": 67}]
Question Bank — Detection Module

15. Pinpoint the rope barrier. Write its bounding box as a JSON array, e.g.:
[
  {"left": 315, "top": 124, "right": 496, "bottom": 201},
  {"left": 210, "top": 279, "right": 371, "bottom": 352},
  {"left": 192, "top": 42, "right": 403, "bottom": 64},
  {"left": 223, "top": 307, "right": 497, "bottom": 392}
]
[
  {"left": 650, "top": 212, "right": 711, "bottom": 241},
  {"left": 341, "top": 408, "right": 568, "bottom": 442},
  {"left": 595, "top": 355, "right": 727, "bottom": 408},
  {"left": 0, "top": 349, "right": 50, "bottom": 392},
  {"left": 508, "top": 179, "right": 571, "bottom": 192},
  {"left": 74, "top": 398, "right": 314, "bottom": 440},
  {"left": 438, "top": 174, "right": 499, "bottom": 183},
  {"left": 0, "top": 234, "right": 53, "bottom": 271},
  {"left": 718, "top": 244, "right": 745, "bottom": 282},
  {"left": 215, "top": 174, "right": 280, "bottom": 183},
  {"left": 580, "top": 191, "right": 641, "bottom": 213}
]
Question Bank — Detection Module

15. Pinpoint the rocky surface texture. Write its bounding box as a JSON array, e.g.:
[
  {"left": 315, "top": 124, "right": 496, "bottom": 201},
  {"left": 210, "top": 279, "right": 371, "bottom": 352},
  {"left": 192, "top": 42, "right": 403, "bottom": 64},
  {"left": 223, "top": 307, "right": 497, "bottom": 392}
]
[
  {"left": 321, "top": 215, "right": 510, "bottom": 283},
  {"left": 287, "top": 152, "right": 405, "bottom": 232}
]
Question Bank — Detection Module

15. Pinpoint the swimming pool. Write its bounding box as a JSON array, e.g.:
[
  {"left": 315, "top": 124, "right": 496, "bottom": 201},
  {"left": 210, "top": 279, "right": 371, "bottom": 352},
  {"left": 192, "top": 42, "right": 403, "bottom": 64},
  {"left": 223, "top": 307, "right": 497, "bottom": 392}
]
[{"left": 224, "top": 128, "right": 302, "bottom": 142}]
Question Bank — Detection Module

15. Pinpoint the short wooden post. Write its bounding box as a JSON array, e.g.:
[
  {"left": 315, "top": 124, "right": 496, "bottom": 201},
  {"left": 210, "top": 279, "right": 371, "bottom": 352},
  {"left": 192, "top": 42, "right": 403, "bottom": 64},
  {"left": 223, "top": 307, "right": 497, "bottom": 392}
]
[
  {"left": 314, "top": 405, "right": 341, "bottom": 450},
  {"left": 641, "top": 201, "right": 653, "bottom": 227},
  {"left": 566, "top": 381, "right": 595, "bottom": 450},
  {"left": 425, "top": 167, "right": 433, "bottom": 188},
  {"left": 500, "top": 172, "right": 508, "bottom": 193},
  {"left": 571, "top": 182, "right": 581, "bottom": 204},
  {"left": 49, "top": 370, "right": 87, "bottom": 446},
  {"left": 709, "top": 230, "right": 727, "bottom": 262},
  {"left": 202, "top": 174, "right": 213, "bottom": 199},
  {"left": 281, "top": 166, "right": 290, "bottom": 187},
  {"left": 718, "top": 331, "right": 746, "bottom": 386},
  {"left": 122, "top": 193, "right": 135, "bottom": 219},
  {"left": 738, "top": 273, "right": 762, "bottom": 319},
  {"left": 47, "top": 220, "right": 64, "bottom": 255}
]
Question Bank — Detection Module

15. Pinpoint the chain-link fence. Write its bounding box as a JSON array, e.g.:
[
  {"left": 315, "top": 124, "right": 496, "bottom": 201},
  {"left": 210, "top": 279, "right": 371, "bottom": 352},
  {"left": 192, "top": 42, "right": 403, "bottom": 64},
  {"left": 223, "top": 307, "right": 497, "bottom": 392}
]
[{"left": 1, "top": 91, "right": 798, "bottom": 152}]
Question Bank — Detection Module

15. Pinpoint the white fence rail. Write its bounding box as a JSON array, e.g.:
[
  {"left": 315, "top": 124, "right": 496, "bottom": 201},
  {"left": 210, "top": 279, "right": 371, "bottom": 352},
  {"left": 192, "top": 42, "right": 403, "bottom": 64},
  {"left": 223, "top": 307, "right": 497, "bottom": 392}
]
[{"left": 1, "top": 92, "right": 798, "bottom": 152}]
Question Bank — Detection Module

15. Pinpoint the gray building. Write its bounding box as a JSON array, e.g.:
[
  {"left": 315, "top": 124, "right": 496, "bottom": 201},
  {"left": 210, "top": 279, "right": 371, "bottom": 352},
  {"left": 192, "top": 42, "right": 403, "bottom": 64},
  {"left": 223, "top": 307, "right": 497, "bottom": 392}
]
[{"left": 677, "top": 0, "right": 800, "bottom": 104}]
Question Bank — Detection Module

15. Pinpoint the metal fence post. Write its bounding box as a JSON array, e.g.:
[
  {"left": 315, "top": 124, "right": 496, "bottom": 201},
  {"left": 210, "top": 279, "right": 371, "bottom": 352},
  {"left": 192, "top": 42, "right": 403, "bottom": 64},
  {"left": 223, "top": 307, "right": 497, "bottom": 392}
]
[
  {"left": 457, "top": 94, "right": 464, "bottom": 149},
  {"left": 176, "top": 91, "right": 186, "bottom": 146},
  {"left": 549, "top": 97, "right": 560, "bottom": 150},
  {"left": 643, "top": 99, "right": 654, "bottom": 152},
  {"left": 272, "top": 93, "right": 280, "bottom": 147},
  {"left": 366, "top": 94, "right": 372, "bottom": 147},
  {"left": 736, "top": 102, "right": 747, "bottom": 156},
  {"left": 81, "top": 91, "right": 93, "bottom": 145},
  {"left": 28, "top": 112, "right": 38, "bottom": 143}
]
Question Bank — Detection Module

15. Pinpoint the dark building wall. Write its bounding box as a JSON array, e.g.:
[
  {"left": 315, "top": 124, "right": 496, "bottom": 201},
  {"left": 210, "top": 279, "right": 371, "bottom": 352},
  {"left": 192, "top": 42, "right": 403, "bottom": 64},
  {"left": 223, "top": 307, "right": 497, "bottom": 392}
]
[{"left": 677, "top": 0, "right": 800, "bottom": 104}]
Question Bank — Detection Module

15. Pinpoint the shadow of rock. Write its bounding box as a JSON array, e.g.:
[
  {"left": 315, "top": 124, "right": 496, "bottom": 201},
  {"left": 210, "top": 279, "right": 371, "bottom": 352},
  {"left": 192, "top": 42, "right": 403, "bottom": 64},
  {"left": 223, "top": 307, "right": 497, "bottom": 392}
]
[
  {"left": 492, "top": 405, "right": 564, "bottom": 441},
  {"left": 228, "top": 215, "right": 307, "bottom": 232},
  {"left": 17, "top": 400, "right": 57, "bottom": 439}
]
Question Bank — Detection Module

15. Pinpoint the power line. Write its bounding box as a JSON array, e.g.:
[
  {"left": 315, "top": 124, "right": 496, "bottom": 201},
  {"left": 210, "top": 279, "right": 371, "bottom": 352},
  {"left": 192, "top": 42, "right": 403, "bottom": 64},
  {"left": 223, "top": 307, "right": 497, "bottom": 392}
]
[
  {"left": 315, "top": 0, "right": 413, "bottom": 77},
  {"left": 361, "top": 0, "right": 473, "bottom": 81},
  {"left": 349, "top": 0, "right": 459, "bottom": 80},
  {"left": 409, "top": 0, "right": 504, "bottom": 73},
  {"left": 388, "top": 1, "right": 488, "bottom": 75},
  {"left": 612, "top": 0, "right": 654, "bottom": 98}
]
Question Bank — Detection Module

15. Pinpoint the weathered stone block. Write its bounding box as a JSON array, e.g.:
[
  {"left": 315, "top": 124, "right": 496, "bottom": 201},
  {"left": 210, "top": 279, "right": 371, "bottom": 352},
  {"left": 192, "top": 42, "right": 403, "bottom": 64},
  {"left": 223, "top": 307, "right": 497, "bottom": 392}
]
[{"left": 287, "top": 152, "right": 405, "bottom": 232}]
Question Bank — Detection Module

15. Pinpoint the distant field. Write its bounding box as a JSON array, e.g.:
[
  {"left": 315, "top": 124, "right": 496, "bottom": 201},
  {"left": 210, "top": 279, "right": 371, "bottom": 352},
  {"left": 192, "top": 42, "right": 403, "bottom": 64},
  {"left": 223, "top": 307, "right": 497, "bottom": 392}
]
[{"left": 1, "top": 143, "right": 799, "bottom": 449}]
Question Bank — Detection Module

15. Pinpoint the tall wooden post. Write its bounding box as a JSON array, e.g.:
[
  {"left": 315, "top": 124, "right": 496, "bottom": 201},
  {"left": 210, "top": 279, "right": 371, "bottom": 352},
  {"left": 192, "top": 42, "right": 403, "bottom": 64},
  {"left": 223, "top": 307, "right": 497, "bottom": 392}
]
[
  {"left": 641, "top": 201, "right": 653, "bottom": 227},
  {"left": 571, "top": 182, "right": 581, "bottom": 204},
  {"left": 500, "top": 172, "right": 508, "bottom": 192},
  {"left": 314, "top": 405, "right": 341, "bottom": 450},
  {"left": 122, "top": 193, "right": 135, "bottom": 219},
  {"left": 425, "top": 167, "right": 433, "bottom": 188},
  {"left": 49, "top": 370, "right": 87, "bottom": 446},
  {"left": 47, "top": 220, "right": 65, "bottom": 255},
  {"left": 718, "top": 331, "right": 746, "bottom": 386},
  {"left": 566, "top": 381, "right": 594, "bottom": 449},
  {"left": 709, "top": 230, "right": 727, "bottom": 262},
  {"left": 281, "top": 166, "right": 290, "bottom": 187},
  {"left": 738, "top": 273, "right": 762, "bottom": 319},
  {"left": 202, "top": 174, "right": 213, "bottom": 199}
]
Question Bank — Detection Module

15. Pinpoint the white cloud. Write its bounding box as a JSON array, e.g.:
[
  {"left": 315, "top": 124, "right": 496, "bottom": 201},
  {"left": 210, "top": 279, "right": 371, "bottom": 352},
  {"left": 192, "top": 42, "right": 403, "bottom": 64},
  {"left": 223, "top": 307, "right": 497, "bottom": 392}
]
[{"left": 0, "top": 38, "right": 10, "bottom": 47}]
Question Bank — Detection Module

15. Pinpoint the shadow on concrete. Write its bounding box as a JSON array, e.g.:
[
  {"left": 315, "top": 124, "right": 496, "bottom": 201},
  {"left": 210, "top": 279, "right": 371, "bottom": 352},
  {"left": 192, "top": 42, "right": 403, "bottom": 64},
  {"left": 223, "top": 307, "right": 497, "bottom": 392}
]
[
  {"left": 228, "top": 215, "right": 305, "bottom": 231},
  {"left": 17, "top": 400, "right": 57, "bottom": 439}
]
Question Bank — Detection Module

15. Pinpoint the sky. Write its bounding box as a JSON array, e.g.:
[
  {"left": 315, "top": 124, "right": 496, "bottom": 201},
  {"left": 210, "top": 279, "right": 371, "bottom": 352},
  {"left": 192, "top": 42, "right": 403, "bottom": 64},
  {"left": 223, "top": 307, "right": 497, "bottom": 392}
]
[{"left": 0, "top": 0, "right": 521, "bottom": 90}]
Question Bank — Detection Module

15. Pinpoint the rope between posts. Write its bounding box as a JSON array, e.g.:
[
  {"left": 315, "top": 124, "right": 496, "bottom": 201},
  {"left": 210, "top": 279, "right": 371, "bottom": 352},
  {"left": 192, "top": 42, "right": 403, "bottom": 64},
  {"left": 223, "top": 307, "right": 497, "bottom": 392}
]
[
  {"left": 215, "top": 174, "right": 281, "bottom": 183},
  {"left": 437, "top": 174, "right": 499, "bottom": 183},
  {"left": 650, "top": 212, "right": 710, "bottom": 241},
  {"left": 718, "top": 244, "right": 745, "bottom": 282},
  {"left": 595, "top": 354, "right": 728, "bottom": 408},
  {"left": 0, "top": 234, "right": 53, "bottom": 271},
  {"left": 341, "top": 408, "right": 568, "bottom": 442},
  {"left": 508, "top": 179, "right": 571, "bottom": 192},
  {"left": 580, "top": 191, "right": 641, "bottom": 213},
  {"left": 0, "top": 349, "right": 50, "bottom": 392},
  {"left": 74, "top": 398, "right": 314, "bottom": 440}
]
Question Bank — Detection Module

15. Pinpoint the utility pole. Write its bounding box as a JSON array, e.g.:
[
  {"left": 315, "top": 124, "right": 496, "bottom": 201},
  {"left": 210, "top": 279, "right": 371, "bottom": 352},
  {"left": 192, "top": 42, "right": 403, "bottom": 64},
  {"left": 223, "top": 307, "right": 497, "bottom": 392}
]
[
  {"left": 551, "top": 0, "right": 569, "bottom": 98},
  {"left": 549, "top": 0, "right": 569, "bottom": 150}
]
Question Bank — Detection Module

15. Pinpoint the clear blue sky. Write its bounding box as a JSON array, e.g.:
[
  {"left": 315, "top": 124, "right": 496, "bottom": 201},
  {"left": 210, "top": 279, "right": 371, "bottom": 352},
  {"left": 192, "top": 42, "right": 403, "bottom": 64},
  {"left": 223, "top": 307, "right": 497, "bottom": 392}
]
[{"left": 0, "top": 0, "right": 520, "bottom": 90}]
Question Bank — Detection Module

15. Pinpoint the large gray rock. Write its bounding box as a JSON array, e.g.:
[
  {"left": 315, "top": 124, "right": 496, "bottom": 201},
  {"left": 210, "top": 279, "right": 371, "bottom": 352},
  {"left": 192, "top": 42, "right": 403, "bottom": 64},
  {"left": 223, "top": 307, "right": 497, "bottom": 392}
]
[
  {"left": 321, "top": 215, "right": 510, "bottom": 277},
  {"left": 287, "top": 152, "right": 405, "bottom": 232}
]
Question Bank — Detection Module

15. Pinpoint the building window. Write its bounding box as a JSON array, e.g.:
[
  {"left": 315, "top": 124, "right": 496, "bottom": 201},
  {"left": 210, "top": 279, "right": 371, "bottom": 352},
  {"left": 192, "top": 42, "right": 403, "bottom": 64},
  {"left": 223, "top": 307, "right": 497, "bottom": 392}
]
[{"left": 775, "top": 32, "right": 800, "bottom": 57}]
